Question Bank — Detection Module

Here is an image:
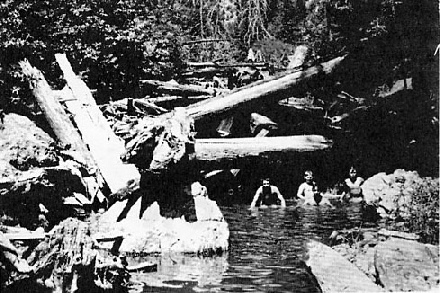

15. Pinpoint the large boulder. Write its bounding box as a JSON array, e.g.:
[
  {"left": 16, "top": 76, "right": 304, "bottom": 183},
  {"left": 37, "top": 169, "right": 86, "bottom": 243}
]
[
  {"left": 362, "top": 169, "right": 425, "bottom": 218},
  {"left": 374, "top": 238, "right": 439, "bottom": 292},
  {"left": 0, "top": 113, "right": 58, "bottom": 174},
  {"left": 94, "top": 199, "right": 229, "bottom": 254},
  {"left": 306, "top": 240, "right": 384, "bottom": 292}
]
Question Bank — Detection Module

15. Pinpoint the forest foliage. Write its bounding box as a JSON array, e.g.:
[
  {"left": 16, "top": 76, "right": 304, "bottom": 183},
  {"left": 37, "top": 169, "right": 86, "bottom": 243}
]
[{"left": 0, "top": 0, "right": 437, "bottom": 104}]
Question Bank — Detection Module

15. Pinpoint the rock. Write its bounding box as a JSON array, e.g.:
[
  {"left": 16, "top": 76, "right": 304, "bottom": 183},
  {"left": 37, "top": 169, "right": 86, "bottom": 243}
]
[
  {"left": 94, "top": 200, "right": 229, "bottom": 254},
  {"left": 306, "top": 240, "right": 384, "bottom": 292},
  {"left": 0, "top": 113, "right": 58, "bottom": 173},
  {"left": 194, "top": 196, "right": 224, "bottom": 221},
  {"left": 374, "top": 238, "right": 439, "bottom": 292},
  {"left": 353, "top": 246, "right": 378, "bottom": 283},
  {"left": 361, "top": 169, "right": 432, "bottom": 219}
]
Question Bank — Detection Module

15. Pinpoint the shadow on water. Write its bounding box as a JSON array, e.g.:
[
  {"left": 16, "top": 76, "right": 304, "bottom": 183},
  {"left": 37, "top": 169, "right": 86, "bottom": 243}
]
[{"left": 134, "top": 201, "right": 377, "bottom": 292}]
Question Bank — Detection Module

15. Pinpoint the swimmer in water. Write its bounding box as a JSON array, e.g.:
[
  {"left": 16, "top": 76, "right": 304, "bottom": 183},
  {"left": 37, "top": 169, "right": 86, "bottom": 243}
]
[{"left": 250, "top": 178, "right": 286, "bottom": 209}]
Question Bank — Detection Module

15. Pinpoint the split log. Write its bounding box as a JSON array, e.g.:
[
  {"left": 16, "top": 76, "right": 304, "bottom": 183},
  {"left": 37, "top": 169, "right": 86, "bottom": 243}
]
[
  {"left": 140, "top": 79, "right": 229, "bottom": 96},
  {"left": 55, "top": 54, "right": 141, "bottom": 194},
  {"left": 306, "top": 240, "right": 384, "bottom": 292},
  {"left": 18, "top": 60, "right": 95, "bottom": 170},
  {"left": 185, "top": 55, "right": 346, "bottom": 120},
  {"left": 194, "top": 135, "right": 331, "bottom": 161}
]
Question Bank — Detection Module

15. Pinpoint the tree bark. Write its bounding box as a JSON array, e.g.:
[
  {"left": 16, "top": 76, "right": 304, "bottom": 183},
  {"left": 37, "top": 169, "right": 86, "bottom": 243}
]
[
  {"left": 185, "top": 56, "right": 346, "bottom": 120},
  {"left": 18, "top": 60, "right": 96, "bottom": 171},
  {"left": 55, "top": 54, "right": 141, "bottom": 195},
  {"left": 194, "top": 135, "right": 332, "bottom": 161}
]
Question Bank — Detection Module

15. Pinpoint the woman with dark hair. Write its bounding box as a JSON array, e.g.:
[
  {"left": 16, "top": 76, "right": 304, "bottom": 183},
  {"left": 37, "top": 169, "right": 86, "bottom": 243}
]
[{"left": 342, "top": 166, "right": 365, "bottom": 203}]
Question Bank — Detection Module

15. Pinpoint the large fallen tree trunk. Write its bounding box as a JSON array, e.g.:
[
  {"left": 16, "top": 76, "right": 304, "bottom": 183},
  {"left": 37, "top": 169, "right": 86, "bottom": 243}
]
[
  {"left": 194, "top": 135, "right": 332, "bottom": 161},
  {"left": 185, "top": 55, "right": 346, "bottom": 120},
  {"left": 18, "top": 60, "right": 96, "bottom": 170},
  {"left": 122, "top": 57, "right": 344, "bottom": 171},
  {"left": 55, "top": 54, "right": 141, "bottom": 194}
]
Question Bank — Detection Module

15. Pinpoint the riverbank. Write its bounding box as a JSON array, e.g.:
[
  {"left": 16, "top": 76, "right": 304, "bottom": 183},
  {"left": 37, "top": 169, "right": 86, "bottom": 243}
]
[{"left": 336, "top": 229, "right": 438, "bottom": 292}]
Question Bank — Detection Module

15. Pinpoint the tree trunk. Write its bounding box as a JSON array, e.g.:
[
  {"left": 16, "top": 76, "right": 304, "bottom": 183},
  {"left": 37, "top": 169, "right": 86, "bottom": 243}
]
[
  {"left": 18, "top": 60, "right": 96, "bottom": 171},
  {"left": 194, "top": 135, "right": 332, "bottom": 161},
  {"left": 55, "top": 54, "right": 141, "bottom": 194},
  {"left": 185, "top": 56, "right": 346, "bottom": 120}
]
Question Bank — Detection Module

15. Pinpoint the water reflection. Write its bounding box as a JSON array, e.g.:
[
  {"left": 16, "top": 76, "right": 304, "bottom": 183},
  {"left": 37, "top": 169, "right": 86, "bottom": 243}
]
[
  {"left": 133, "top": 202, "right": 375, "bottom": 292},
  {"left": 129, "top": 253, "right": 228, "bottom": 292}
]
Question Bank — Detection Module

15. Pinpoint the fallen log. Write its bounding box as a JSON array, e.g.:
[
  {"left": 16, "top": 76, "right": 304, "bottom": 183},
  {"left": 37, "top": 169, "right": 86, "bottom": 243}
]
[
  {"left": 140, "top": 79, "right": 229, "bottom": 97},
  {"left": 185, "top": 55, "right": 346, "bottom": 120},
  {"left": 55, "top": 54, "right": 141, "bottom": 194},
  {"left": 18, "top": 60, "right": 95, "bottom": 170},
  {"left": 186, "top": 61, "right": 268, "bottom": 68},
  {"left": 194, "top": 135, "right": 332, "bottom": 161}
]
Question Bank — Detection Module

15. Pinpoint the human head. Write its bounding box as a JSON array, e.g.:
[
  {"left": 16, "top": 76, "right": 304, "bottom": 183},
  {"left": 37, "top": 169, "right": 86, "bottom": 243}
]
[
  {"left": 304, "top": 170, "right": 313, "bottom": 183},
  {"left": 349, "top": 167, "right": 357, "bottom": 178},
  {"left": 262, "top": 178, "right": 270, "bottom": 186}
]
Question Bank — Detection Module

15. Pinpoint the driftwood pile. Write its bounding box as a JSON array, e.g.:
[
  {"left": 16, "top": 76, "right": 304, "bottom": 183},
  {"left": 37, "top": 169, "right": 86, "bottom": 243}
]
[{"left": 2, "top": 48, "right": 348, "bottom": 291}]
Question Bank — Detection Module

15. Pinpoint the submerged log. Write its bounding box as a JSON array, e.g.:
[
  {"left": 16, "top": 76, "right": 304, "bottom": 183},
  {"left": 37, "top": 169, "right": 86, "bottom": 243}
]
[
  {"left": 194, "top": 135, "right": 331, "bottom": 161},
  {"left": 185, "top": 55, "right": 346, "bottom": 120},
  {"left": 55, "top": 54, "right": 141, "bottom": 194}
]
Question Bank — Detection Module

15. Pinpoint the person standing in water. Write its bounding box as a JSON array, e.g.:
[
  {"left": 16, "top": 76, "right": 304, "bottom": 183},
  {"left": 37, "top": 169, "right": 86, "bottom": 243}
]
[
  {"left": 342, "top": 166, "right": 365, "bottom": 202},
  {"left": 297, "top": 170, "right": 316, "bottom": 204},
  {"left": 250, "top": 178, "right": 286, "bottom": 209}
]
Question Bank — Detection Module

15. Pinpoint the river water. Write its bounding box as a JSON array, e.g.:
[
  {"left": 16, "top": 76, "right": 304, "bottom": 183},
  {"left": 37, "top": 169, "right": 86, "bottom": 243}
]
[{"left": 131, "top": 201, "right": 376, "bottom": 293}]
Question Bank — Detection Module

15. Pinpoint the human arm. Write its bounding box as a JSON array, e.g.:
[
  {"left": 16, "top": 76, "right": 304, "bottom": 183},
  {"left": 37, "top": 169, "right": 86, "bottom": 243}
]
[
  {"left": 272, "top": 186, "right": 286, "bottom": 207},
  {"left": 250, "top": 187, "right": 262, "bottom": 209},
  {"left": 296, "top": 183, "right": 306, "bottom": 199}
]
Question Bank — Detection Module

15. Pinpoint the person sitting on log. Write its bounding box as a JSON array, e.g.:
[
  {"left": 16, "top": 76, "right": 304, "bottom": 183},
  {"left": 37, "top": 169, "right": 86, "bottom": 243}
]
[
  {"left": 250, "top": 178, "right": 286, "bottom": 209},
  {"left": 341, "top": 166, "right": 365, "bottom": 203}
]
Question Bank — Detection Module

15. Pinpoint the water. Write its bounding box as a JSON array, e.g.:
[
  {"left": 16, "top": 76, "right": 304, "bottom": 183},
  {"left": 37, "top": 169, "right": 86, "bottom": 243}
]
[{"left": 132, "top": 201, "right": 375, "bottom": 293}]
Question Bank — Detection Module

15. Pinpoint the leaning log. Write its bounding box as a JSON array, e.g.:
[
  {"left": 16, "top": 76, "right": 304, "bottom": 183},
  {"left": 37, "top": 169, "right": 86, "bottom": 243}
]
[
  {"left": 194, "top": 135, "right": 331, "bottom": 161},
  {"left": 140, "top": 79, "right": 229, "bottom": 96},
  {"left": 55, "top": 54, "right": 141, "bottom": 194},
  {"left": 18, "top": 60, "right": 95, "bottom": 170},
  {"left": 185, "top": 55, "right": 346, "bottom": 120}
]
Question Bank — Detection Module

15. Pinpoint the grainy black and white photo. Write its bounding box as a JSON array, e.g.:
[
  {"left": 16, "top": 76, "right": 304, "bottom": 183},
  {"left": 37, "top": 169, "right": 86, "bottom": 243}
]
[{"left": 0, "top": 1, "right": 438, "bottom": 292}]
